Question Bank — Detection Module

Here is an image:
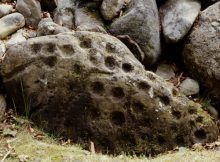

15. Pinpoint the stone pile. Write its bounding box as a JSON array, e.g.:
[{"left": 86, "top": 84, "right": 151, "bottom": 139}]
[{"left": 0, "top": 0, "right": 219, "bottom": 156}]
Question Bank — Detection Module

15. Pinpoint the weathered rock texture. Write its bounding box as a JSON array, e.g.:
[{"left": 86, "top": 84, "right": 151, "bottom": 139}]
[
  {"left": 160, "top": 0, "right": 201, "bottom": 43},
  {"left": 183, "top": 2, "right": 220, "bottom": 109},
  {"left": 109, "top": 0, "right": 161, "bottom": 66},
  {"left": 1, "top": 31, "right": 218, "bottom": 155}
]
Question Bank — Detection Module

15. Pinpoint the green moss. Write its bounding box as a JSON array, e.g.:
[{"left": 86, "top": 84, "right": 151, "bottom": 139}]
[{"left": 1, "top": 118, "right": 220, "bottom": 162}]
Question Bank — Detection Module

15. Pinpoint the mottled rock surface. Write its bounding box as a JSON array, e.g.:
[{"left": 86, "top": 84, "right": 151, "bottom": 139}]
[
  {"left": 1, "top": 31, "right": 218, "bottom": 155},
  {"left": 183, "top": 2, "right": 220, "bottom": 109},
  {"left": 109, "top": 0, "right": 161, "bottom": 66},
  {"left": 160, "top": 0, "right": 201, "bottom": 43},
  {"left": 0, "top": 13, "right": 25, "bottom": 39},
  {"left": 16, "top": 0, "right": 42, "bottom": 28}
]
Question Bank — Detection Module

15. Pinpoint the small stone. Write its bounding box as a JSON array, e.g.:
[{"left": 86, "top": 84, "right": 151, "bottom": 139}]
[
  {"left": 156, "top": 64, "right": 175, "bottom": 80},
  {"left": 0, "top": 13, "right": 25, "bottom": 39},
  {"left": 37, "top": 17, "right": 71, "bottom": 36},
  {"left": 179, "top": 77, "right": 199, "bottom": 96},
  {"left": 0, "top": 40, "right": 6, "bottom": 59},
  {"left": 21, "top": 28, "right": 37, "bottom": 39},
  {"left": 160, "top": 0, "right": 201, "bottom": 43},
  {"left": 53, "top": 0, "right": 76, "bottom": 29},
  {"left": 5, "top": 30, "right": 26, "bottom": 48},
  {"left": 101, "top": 0, "right": 125, "bottom": 21},
  {"left": 0, "top": 4, "right": 13, "bottom": 18},
  {"left": 206, "top": 106, "right": 218, "bottom": 119},
  {"left": 16, "top": 0, "right": 42, "bottom": 28}
]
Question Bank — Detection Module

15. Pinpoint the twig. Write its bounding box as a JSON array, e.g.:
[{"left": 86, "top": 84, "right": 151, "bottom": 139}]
[{"left": 1, "top": 149, "right": 11, "bottom": 162}]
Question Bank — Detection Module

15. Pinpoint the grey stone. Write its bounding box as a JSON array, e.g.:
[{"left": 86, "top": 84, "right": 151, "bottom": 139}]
[
  {"left": 101, "top": 0, "right": 125, "bottom": 21},
  {"left": 156, "top": 64, "right": 175, "bottom": 80},
  {"left": 16, "top": 0, "right": 42, "bottom": 28},
  {"left": 160, "top": 0, "right": 201, "bottom": 43},
  {"left": 53, "top": 0, "right": 76, "bottom": 29},
  {"left": 0, "top": 13, "right": 25, "bottom": 39},
  {"left": 37, "top": 18, "right": 71, "bottom": 36},
  {"left": 1, "top": 31, "right": 218, "bottom": 155},
  {"left": 75, "top": 7, "right": 106, "bottom": 33},
  {"left": 0, "top": 4, "right": 13, "bottom": 18},
  {"left": 5, "top": 30, "right": 26, "bottom": 48},
  {"left": 109, "top": 0, "right": 161, "bottom": 66},
  {"left": 206, "top": 106, "right": 218, "bottom": 119},
  {"left": 183, "top": 2, "right": 220, "bottom": 109},
  {"left": 179, "top": 78, "right": 199, "bottom": 96},
  {"left": 0, "top": 40, "right": 5, "bottom": 59},
  {"left": 21, "top": 28, "right": 37, "bottom": 39},
  {"left": 0, "top": 95, "right": 6, "bottom": 121}
]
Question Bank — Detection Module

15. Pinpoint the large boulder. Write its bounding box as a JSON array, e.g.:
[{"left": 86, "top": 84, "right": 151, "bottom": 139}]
[
  {"left": 109, "top": 0, "right": 161, "bottom": 66},
  {"left": 183, "top": 2, "right": 220, "bottom": 109},
  {"left": 1, "top": 31, "right": 218, "bottom": 155},
  {"left": 160, "top": 0, "right": 201, "bottom": 43}
]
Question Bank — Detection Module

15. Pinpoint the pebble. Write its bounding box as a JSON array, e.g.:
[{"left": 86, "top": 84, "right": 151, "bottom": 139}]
[
  {"left": 179, "top": 77, "right": 199, "bottom": 96},
  {"left": 0, "top": 13, "right": 25, "bottom": 39}
]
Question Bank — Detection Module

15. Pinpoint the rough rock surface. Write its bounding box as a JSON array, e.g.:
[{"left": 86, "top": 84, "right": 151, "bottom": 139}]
[
  {"left": 183, "top": 2, "right": 220, "bottom": 109},
  {"left": 1, "top": 31, "right": 218, "bottom": 155},
  {"left": 37, "top": 18, "right": 71, "bottom": 36},
  {"left": 0, "top": 4, "right": 13, "bottom": 18},
  {"left": 0, "top": 13, "right": 25, "bottom": 39},
  {"left": 101, "top": 0, "right": 125, "bottom": 21},
  {"left": 109, "top": 0, "right": 161, "bottom": 66},
  {"left": 16, "top": 0, "right": 42, "bottom": 28},
  {"left": 160, "top": 0, "right": 201, "bottom": 43}
]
